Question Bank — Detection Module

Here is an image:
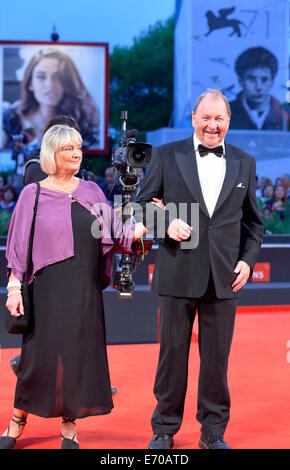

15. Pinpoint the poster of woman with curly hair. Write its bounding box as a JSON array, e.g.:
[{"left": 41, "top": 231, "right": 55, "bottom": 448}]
[{"left": 0, "top": 42, "right": 108, "bottom": 152}]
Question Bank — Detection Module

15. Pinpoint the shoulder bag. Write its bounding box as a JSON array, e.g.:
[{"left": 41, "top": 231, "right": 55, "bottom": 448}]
[{"left": 4, "top": 182, "right": 40, "bottom": 334}]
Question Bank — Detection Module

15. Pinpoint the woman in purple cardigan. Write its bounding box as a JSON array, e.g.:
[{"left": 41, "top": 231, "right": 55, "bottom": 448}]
[{"left": 0, "top": 125, "right": 146, "bottom": 449}]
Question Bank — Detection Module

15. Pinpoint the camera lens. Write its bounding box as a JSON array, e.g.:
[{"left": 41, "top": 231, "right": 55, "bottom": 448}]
[
  {"left": 133, "top": 150, "right": 146, "bottom": 163},
  {"left": 126, "top": 143, "right": 152, "bottom": 168}
]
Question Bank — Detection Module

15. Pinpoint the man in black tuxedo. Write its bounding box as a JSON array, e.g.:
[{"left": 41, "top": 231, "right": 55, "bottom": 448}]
[{"left": 136, "top": 89, "right": 264, "bottom": 449}]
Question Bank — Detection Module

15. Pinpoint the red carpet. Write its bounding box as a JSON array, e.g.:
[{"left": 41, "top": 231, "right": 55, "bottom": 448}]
[{"left": 0, "top": 310, "right": 289, "bottom": 449}]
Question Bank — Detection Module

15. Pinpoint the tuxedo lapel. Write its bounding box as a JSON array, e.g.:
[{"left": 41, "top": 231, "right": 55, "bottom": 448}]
[
  {"left": 212, "top": 142, "right": 240, "bottom": 216},
  {"left": 175, "top": 144, "right": 209, "bottom": 218},
  {"left": 174, "top": 139, "right": 240, "bottom": 218}
]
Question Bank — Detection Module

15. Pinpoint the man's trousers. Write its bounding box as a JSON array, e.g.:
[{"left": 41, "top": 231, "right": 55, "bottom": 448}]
[{"left": 151, "top": 277, "right": 238, "bottom": 438}]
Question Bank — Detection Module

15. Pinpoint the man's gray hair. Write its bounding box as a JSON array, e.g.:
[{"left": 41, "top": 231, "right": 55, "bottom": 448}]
[{"left": 193, "top": 88, "right": 231, "bottom": 116}]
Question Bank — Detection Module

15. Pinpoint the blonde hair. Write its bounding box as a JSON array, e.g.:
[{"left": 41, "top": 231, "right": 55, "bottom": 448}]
[
  {"left": 194, "top": 88, "right": 231, "bottom": 116},
  {"left": 40, "top": 125, "right": 82, "bottom": 174}
]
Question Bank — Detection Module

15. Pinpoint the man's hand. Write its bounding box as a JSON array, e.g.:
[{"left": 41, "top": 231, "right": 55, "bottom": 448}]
[
  {"left": 232, "top": 260, "right": 251, "bottom": 292},
  {"left": 149, "top": 198, "right": 192, "bottom": 241},
  {"left": 167, "top": 218, "right": 192, "bottom": 242}
]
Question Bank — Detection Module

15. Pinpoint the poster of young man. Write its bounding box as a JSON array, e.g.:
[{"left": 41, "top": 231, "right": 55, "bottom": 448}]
[{"left": 174, "top": 0, "right": 289, "bottom": 130}]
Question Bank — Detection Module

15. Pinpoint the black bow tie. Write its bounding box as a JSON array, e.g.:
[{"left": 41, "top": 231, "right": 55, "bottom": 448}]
[{"left": 198, "top": 144, "right": 224, "bottom": 158}]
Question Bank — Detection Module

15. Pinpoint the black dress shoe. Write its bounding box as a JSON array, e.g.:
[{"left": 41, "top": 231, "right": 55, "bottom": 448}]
[
  {"left": 61, "top": 417, "right": 79, "bottom": 449},
  {"left": 0, "top": 414, "right": 27, "bottom": 449},
  {"left": 199, "top": 434, "right": 230, "bottom": 449},
  {"left": 0, "top": 435, "right": 17, "bottom": 449},
  {"left": 148, "top": 434, "right": 174, "bottom": 449},
  {"left": 61, "top": 435, "right": 79, "bottom": 449}
]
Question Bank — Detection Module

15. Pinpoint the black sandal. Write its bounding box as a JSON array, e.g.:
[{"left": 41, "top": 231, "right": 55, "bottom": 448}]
[
  {"left": 61, "top": 417, "right": 79, "bottom": 449},
  {"left": 0, "top": 413, "right": 27, "bottom": 449}
]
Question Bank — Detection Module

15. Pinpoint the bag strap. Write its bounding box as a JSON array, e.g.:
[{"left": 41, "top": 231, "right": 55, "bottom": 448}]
[{"left": 23, "top": 182, "right": 40, "bottom": 285}]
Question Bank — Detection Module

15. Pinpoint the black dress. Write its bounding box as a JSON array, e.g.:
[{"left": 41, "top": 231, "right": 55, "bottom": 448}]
[{"left": 14, "top": 202, "right": 113, "bottom": 419}]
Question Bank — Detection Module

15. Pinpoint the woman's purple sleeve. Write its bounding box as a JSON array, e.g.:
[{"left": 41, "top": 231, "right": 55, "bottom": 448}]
[
  {"left": 111, "top": 211, "right": 135, "bottom": 253},
  {"left": 6, "top": 185, "right": 35, "bottom": 282},
  {"left": 91, "top": 184, "right": 135, "bottom": 254}
]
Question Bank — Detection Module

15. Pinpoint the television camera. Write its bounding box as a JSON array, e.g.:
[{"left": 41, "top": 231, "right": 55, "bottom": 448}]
[{"left": 111, "top": 111, "right": 153, "bottom": 299}]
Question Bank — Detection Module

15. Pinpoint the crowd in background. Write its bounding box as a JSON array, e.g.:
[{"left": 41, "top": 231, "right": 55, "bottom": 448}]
[
  {"left": 0, "top": 174, "right": 19, "bottom": 236},
  {"left": 256, "top": 173, "right": 290, "bottom": 234},
  {"left": 0, "top": 167, "right": 289, "bottom": 236}
]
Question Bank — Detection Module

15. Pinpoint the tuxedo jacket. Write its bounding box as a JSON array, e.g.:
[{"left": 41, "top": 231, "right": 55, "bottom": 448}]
[{"left": 136, "top": 135, "right": 264, "bottom": 299}]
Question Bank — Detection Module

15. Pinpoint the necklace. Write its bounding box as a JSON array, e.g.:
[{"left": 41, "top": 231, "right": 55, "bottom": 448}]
[{"left": 48, "top": 175, "right": 78, "bottom": 194}]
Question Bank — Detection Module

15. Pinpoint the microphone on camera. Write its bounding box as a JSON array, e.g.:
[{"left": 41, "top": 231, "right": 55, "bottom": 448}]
[{"left": 127, "top": 129, "right": 139, "bottom": 138}]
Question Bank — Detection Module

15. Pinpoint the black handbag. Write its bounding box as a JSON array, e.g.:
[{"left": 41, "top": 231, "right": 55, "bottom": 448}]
[{"left": 4, "top": 183, "right": 40, "bottom": 334}]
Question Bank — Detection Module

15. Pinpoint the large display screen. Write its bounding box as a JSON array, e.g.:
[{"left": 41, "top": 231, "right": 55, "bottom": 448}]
[
  {"left": 174, "top": 0, "right": 289, "bottom": 131},
  {"left": 0, "top": 41, "right": 109, "bottom": 153}
]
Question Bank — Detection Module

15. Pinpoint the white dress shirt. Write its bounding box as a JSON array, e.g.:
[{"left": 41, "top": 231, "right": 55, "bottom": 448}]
[{"left": 193, "top": 134, "right": 226, "bottom": 218}]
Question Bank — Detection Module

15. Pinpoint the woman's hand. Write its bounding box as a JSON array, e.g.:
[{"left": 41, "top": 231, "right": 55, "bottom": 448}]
[
  {"left": 133, "top": 222, "right": 148, "bottom": 241},
  {"left": 150, "top": 198, "right": 166, "bottom": 210},
  {"left": 6, "top": 292, "right": 24, "bottom": 317}
]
